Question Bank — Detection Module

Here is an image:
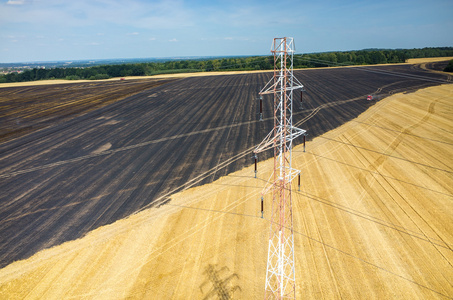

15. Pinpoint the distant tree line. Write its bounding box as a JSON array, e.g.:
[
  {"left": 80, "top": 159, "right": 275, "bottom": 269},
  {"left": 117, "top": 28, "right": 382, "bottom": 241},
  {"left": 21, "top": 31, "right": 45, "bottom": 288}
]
[
  {"left": 1, "top": 47, "right": 453, "bottom": 83},
  {"left": 296, "top": 47, "right": 453, "bottom": 68}
]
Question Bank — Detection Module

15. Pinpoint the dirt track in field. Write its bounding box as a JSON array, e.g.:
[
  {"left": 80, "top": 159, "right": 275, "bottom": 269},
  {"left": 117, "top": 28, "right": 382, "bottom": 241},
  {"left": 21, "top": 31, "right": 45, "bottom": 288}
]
[
  {"left": 0, "top": 66, "right": 439, "bottom": 266},
  {"left": 0, "top": 82, "right": 451, "bottom": 299},
  {"left": 0, "top": 60, "right": 452, "bottom": 290},
  {"left": 0, "top": 64, "right": 449, "bottom": 269}
]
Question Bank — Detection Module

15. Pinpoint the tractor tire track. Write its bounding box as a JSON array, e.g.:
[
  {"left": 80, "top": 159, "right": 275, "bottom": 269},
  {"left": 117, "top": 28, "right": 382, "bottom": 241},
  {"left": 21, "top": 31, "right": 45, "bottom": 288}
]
[{"left": 0, "top": 64, "right": 446, "bottom": 268}]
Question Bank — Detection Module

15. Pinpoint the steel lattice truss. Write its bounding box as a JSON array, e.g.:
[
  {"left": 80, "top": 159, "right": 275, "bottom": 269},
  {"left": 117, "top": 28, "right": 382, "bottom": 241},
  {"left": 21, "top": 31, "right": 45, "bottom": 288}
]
[{"left": 254, "top": 37, "right": 306, "bottom": 299}]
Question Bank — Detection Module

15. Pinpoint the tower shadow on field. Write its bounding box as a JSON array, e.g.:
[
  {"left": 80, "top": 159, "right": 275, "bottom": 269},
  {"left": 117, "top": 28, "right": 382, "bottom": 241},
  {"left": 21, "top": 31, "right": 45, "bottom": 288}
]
[{"left": 200, "top": 264, "right": 241, "bottom": 299}]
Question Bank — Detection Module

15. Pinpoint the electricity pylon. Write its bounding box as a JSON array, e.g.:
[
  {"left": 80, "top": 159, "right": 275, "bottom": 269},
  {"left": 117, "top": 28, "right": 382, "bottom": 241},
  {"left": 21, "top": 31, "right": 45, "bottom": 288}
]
[{"left": 254, "top": 37, "right": 306, "bottom": 299}]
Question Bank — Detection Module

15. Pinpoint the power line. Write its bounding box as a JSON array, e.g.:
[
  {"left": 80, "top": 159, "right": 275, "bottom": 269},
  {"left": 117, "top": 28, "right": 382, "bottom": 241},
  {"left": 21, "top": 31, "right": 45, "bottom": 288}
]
[
  {"left": 198, "top": 54, "right": 451, "bottom": 85},
  {"left": 293, "top": 56, "right": 450, "bottom": 84},
  {"left": 318, "top": 136, "right": 453, "bottom": 175}
]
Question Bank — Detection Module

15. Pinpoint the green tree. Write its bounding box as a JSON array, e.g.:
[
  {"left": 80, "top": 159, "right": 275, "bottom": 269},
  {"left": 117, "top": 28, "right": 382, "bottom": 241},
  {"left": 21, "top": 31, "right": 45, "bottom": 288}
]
[
  {"left": 205, "top": 61, "right": 214, "bottom": 72},
  {"left": 369, "top": 51, "right": 387, "bottom": 64},
  {"left": 444, "top": 60, "right": 453, "bottom": 72}
]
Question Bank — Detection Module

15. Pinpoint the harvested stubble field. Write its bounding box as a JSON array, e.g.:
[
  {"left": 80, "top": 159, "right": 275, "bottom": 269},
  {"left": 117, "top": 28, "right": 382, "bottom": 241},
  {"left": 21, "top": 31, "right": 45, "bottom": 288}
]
[
  {"left": 0, "top": 61, "right": 452, "bottom": 298},
  {"left": 0, "top": 82, "right": 452, "bottom": 299}
]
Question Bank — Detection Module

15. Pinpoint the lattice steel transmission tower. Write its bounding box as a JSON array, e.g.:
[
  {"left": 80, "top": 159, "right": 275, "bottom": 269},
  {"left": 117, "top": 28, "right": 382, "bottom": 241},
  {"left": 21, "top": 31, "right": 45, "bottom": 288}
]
[{"left": 254, "top": 37, "right": 306, "bottom": 299}]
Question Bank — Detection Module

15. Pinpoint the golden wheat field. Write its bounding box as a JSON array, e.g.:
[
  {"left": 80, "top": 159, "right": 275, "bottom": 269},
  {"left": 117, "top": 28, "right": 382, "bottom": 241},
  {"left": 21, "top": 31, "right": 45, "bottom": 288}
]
[{"left": 0, "top": 82, "right": 452, "bottom": 299}]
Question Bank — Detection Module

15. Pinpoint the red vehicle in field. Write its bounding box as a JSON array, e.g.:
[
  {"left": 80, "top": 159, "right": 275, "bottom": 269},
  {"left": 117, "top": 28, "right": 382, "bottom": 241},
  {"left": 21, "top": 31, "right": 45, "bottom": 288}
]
[{"left": 367, "top": 95, "right": 373, "bottom": 101}]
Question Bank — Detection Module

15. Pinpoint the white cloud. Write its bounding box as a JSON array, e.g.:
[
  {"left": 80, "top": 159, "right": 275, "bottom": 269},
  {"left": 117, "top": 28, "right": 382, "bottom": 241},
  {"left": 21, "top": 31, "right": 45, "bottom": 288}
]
[
  {"left": 7, "top": 0, "right": 26, "bottom": 5},
  {"left": 1, "top": 0, "right": 195, "bottom": 31},
  {"left": 2, "top": 0, "right": 451, "bottom": 62}
]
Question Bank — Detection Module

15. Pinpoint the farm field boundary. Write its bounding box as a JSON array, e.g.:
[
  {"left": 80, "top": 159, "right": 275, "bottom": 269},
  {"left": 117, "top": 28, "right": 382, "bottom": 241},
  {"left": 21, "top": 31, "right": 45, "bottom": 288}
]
[
  {"left": 1, "top": 56, "right": 452, "bottom": 89},
  {"left": 0, "top": 84, "right": 452, "bottom": 299},
  {"left": 0, "top": 63, "right": 450, "bottom": 269}
]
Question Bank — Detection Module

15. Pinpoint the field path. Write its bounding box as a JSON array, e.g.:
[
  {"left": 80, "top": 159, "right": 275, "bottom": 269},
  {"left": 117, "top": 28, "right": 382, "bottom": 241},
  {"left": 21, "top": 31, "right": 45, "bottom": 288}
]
[
  {"left": 0, "top": 84, "right": 452, "bottom": 299},
  {"left": 2, "top": 64, "right": 448, "bottom": 268}
]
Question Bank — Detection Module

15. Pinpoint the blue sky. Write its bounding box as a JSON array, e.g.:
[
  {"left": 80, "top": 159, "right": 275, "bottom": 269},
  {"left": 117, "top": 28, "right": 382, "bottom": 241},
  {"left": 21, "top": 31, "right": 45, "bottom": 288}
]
[{"left": 1, "top": 0, "right": 452, "bottom": 63}]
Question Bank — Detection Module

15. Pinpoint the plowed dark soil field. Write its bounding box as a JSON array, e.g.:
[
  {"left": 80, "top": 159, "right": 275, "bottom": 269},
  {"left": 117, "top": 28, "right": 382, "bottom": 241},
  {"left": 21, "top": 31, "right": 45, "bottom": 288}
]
[
  {"left": 0, "top": 79, "right": 175, "bottom": 143},
  {"left": 0, "top": 64, "right": 449, "bottom": 268}
]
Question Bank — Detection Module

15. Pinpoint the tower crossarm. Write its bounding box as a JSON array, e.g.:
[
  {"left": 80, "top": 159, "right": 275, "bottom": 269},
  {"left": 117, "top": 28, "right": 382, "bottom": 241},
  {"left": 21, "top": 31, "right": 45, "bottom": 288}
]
[
  {"left": 259, "top": 74, "right": 304, "bottom": 95},
  {"left": 253, "top": 126, "right": 306, "bottom": 154}
]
